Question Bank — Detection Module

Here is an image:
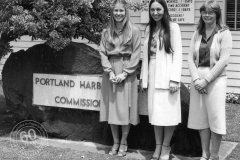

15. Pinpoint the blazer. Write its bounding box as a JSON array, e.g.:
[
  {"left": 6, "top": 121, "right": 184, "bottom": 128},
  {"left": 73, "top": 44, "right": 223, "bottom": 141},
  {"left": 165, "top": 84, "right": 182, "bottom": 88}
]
[
  {"left": 141, "top": 22, "right": 183, "bottom": 89},
  {"left": 188, "top": 29, "right": 232, "bottom": 83}
]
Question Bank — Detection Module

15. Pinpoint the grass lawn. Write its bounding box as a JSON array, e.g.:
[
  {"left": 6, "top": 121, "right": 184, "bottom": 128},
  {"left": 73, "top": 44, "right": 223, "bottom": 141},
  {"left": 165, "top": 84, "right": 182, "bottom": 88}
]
[{"left": 224, "top": 103, "right": 240, "bottom": 160}]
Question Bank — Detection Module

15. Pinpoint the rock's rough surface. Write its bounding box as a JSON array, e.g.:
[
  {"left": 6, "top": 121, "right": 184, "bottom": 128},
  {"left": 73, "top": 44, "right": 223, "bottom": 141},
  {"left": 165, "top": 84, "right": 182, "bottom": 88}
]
[
  {"left": 2, "top": 42, "right": 102, "bottom": 120},
  {"left": 2, "top": 42, "right": 201, "bottom": 156}
]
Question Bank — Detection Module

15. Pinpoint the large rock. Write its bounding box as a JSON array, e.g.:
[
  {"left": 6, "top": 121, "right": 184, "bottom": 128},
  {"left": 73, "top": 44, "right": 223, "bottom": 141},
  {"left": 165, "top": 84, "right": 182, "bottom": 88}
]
[
  {"left": 2, "top": 42, "right": 201, "bottom": 156},
  {"left": 2, "top": 43, "right": 102, "bottom": 120},
  {"left": 172, "top": 83, "right": 201, "bottom": 156}
]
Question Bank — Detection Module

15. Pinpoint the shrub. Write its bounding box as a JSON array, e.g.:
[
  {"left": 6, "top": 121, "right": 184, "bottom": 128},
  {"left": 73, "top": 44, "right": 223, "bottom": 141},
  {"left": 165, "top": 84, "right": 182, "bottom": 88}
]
[
  {"left": 0, "top": 0, "right": 147, "bottom": 59},
  {"left": 226, "top": 92, "right": 240, "bottom": 104}
]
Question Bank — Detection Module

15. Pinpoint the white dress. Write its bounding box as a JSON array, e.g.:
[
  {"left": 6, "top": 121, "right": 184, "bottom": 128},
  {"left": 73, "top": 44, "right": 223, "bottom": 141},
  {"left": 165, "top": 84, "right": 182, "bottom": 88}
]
[{"left": 148, "top": 33, "right": 181, "bottom": 126}]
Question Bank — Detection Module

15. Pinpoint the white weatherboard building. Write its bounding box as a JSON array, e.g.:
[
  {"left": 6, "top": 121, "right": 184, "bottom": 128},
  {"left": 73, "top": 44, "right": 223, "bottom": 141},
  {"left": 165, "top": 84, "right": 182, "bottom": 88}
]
[{"left": 1, "top": 0, "right": 240, "bottom": 93}]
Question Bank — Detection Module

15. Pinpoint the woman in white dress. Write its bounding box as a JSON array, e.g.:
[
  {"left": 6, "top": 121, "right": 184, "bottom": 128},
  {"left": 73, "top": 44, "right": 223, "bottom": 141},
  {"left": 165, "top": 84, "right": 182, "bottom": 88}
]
[{"left": 140, "top": 0, "right": 182, "bottom": 159}]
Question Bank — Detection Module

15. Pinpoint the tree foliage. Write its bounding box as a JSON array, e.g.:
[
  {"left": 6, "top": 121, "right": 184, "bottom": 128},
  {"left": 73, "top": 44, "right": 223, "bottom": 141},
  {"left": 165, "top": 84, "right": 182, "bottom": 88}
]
[{"left": 0, "top": 0, "right": 147, "bottom": 59}]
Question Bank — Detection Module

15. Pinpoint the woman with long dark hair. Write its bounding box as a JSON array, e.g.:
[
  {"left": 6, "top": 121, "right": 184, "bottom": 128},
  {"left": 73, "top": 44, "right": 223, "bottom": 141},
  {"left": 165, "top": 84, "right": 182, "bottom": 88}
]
[
  {"left": 141, "top": 0, "right": 182, "bottom": 159},
  {"left": 188, "top": 1, "right": 232, "bottom": 160},
  {"left": 99, "top": 0, "right": 141, "bottom": 157}
]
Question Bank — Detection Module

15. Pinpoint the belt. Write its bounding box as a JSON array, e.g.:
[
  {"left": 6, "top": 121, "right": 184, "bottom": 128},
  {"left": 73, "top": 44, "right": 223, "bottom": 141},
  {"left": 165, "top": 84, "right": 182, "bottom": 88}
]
[{"left": 108, "top": 54, "right": 130, "bottom": 60}]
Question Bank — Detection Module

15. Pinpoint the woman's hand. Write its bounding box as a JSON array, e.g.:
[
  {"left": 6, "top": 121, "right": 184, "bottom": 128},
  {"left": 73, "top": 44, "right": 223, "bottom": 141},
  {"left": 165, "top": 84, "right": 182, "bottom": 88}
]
[
  {"left": 139, "top": 79, "right": 147, "bottom": 92},
  {"left": 194, "top": 78, "right": 208, "bottom": 94},
  {"left": 109, "top": 72, "right": 117, "bottom": 83},
  {"left": 115, "top": 72, "right": 127, "bottom": 83},
  {"left": 169, "top": 81, "right": 179, "bottom": 94},
  {"left": 198, "top": 88, "right": 208, "bottom": 94}
]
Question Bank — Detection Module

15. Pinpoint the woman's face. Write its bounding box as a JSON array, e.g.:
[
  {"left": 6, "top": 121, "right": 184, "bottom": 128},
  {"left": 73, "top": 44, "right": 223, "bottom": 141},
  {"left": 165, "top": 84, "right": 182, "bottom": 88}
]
[
  {"left": 201, "top": 9, "right": 217, "bottom": 25},
  {"left": 150, "top": 2, "right": 164, "bottom": 22},
  {"left": 113, "top": 3, "right": 126, "bottom": 22}
]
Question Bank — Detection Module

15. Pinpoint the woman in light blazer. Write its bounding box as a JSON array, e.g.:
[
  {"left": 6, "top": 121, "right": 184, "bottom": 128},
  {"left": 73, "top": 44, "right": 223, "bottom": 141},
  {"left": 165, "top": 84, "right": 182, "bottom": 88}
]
[
  {"left": 141, "top": 0, "right": 182, "bottom": 159},
  {"left": 187, "top": 1, "right": 232, "bottom": 160}
]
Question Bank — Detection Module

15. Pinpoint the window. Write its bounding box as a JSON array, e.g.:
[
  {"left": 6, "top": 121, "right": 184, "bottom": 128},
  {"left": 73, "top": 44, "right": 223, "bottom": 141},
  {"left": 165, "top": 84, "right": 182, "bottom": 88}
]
[{"left": 226, "top": 0, "right": 240, "bottom": 30}]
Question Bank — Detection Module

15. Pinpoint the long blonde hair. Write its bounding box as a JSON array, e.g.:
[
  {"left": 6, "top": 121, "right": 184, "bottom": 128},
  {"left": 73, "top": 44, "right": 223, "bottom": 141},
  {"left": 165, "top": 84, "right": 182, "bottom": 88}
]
[{"left": 104, "top": 0, "right": 132, "bottom": 45}]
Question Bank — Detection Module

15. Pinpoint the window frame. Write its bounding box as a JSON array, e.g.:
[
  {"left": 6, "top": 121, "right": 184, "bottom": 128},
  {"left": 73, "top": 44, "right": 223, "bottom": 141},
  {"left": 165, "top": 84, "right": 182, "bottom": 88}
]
[{"left": 226, "top": 0, "right": 240, "bottom": 31}]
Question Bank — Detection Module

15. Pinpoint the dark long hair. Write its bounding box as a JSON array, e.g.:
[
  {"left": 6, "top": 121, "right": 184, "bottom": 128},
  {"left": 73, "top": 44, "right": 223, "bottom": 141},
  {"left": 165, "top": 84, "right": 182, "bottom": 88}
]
[
  {"left": 147, "top": 0, "right": 173, "bottom": 55},
  {"left": 197, "top": 0, "right": 228, "bottom": 34}
]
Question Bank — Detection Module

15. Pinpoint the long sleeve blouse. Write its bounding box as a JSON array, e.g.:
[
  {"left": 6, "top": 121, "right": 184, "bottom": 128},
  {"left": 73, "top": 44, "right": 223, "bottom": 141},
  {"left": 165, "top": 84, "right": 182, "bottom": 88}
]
[
  {"left": 188, "top": 29, "right": 232, "bottom": 83},
  {"left": 99, "top": 25, "right": 141, "bottom": 75}
]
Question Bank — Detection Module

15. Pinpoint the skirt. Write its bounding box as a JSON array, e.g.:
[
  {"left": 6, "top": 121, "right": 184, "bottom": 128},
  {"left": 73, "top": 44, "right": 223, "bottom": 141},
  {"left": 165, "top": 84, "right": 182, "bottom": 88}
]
[
  {"left": 148, "top": 57, "right": 181, "bottom": 126},
  {"left": 100, "top": 57, "right": 139, "bottom": 125},
  {"left": 187, "top": 67, "right": 227, "bottom": 135}
]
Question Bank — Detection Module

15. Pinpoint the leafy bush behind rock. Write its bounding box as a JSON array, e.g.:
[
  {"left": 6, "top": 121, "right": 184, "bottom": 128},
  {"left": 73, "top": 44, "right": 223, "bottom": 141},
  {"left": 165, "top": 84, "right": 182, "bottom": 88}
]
[{"left": 0, "top": 0, "right": 147, "bottom": 58}]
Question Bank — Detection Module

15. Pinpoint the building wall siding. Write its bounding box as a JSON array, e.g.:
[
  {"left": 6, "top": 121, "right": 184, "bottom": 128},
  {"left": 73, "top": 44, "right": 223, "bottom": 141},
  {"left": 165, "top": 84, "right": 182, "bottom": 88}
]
[{"left": 130, "top": 0, "right": 240, "bottom": 93}]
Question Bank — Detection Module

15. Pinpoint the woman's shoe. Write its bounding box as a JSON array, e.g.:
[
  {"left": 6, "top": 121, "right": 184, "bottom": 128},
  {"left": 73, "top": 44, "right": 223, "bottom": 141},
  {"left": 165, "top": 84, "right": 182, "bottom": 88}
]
[
  {"left": 117, "top": 143, "right": 128, "bottom": 157},
  {"left": 200, "top": 156, "right": 209, "bottom": 160},
  {"left": 208, "top": 156, "right": 219, "bottom": 160},
  {"left": 159, "top": 145, "right": 171, "bottom": 160},
  {"left": 151, "top": 144, "right": 162, "bottom": 160},
  {"left": 109, "top": 143, "right": 120, "bottom": 156}
]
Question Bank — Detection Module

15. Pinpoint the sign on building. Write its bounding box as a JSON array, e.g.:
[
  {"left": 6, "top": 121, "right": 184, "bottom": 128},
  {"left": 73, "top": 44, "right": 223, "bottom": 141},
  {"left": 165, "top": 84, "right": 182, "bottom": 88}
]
[
  {"left": 33, "top": 74, "right": 102, "bottom": 111},
  {"left": 140, "top": 0, "right": 151, "bottom": 23},
  {"left": 140, "top": 0, "right": 195, "bottom": 24}
]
